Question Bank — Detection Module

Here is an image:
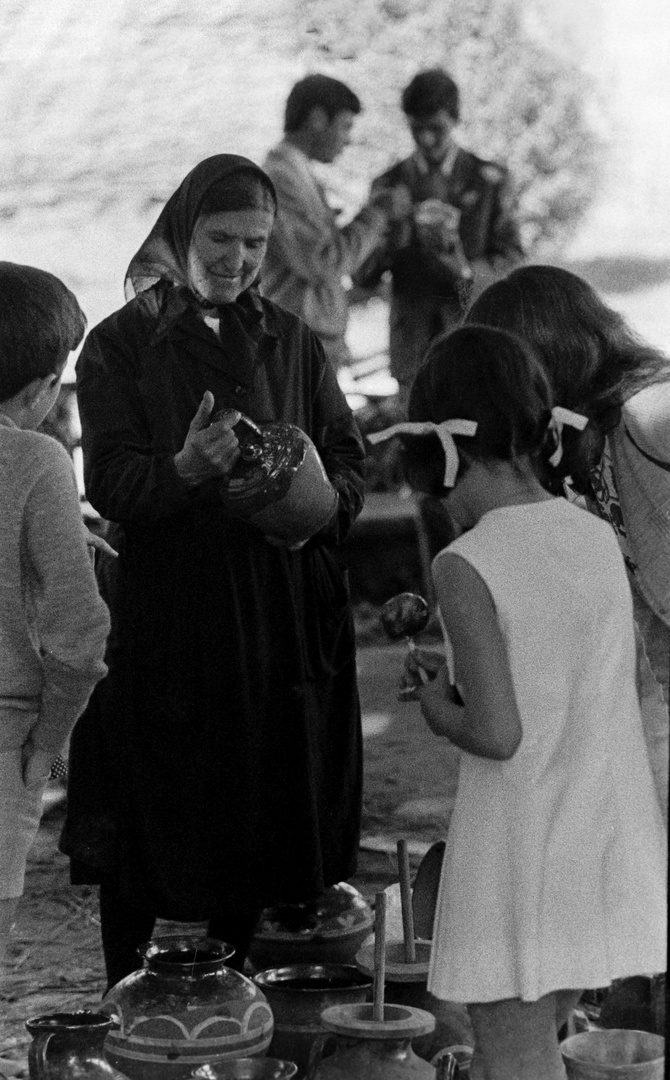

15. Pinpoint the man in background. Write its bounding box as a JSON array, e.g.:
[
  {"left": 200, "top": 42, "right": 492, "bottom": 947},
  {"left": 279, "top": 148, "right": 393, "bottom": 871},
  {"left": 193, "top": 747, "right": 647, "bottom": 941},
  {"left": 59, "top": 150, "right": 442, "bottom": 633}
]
[
  {"left": 261, "top": 73, "right": 403, "bottom": 369},
  {"left": 355, "top": 68, "right": 524, "bottom": 399}
]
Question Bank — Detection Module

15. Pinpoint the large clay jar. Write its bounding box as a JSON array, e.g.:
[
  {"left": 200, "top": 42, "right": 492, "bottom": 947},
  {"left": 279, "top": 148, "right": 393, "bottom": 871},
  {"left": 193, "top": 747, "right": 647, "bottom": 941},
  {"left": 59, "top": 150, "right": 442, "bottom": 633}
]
[
  {"left": 219, "top": 417, "right": 338, "bottom": 547},
  {"left": 25, "top": 1012, "right": 125, "bottom": 1080},
  {"left": 101, "top": 936, "right": 274, "bottom": 1080},
  {"left": 248, "top": 883, "right": 374, "bottom": 970},
  {"left": 253, "top": 964, "right": 372, "bottom": 1078},
  {"left": 306, "top": 1003, "right": 436, "bottom": 1079}
]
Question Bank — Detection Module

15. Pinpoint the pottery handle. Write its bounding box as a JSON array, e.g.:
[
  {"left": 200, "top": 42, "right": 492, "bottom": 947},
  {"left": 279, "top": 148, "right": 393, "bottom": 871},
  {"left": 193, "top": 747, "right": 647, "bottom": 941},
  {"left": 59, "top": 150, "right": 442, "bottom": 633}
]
[
  {"left": 305, "top": 1031, "right": 336, "bottom": 1079},
  {"left": 33, "top": 1031, "right": 54, "bottom": 1080}
]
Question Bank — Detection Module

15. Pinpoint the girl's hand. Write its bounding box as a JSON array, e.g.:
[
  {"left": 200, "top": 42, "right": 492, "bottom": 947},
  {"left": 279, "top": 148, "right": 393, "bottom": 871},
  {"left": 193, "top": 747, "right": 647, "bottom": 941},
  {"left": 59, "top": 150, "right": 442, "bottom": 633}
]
[
  {"left": 398, "top": 646, "right": 445, "bottom": 701},
  {"left": 21, "top": 739, "right": 55, "bottom": 791}
]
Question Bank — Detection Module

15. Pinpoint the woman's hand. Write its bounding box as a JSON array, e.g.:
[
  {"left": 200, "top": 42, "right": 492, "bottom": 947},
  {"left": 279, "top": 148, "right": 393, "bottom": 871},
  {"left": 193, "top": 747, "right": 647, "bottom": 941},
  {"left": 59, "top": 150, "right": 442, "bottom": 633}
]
[
  {"left": 85, "top": 531, "right": 119, "bottom": 559},
  {"left": 21, "top": 738, "right": 55, "bottom": 791},
  {"left": 174, "top": 392, "right": 242, "bottom": 486}
]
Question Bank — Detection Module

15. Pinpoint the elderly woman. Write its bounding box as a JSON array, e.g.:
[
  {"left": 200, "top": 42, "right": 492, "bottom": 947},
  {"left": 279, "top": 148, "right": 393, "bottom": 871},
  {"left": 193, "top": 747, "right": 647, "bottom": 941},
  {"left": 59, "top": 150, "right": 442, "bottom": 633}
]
[{"left": 60, "top": 155, "right": 366, "bottom": 989}]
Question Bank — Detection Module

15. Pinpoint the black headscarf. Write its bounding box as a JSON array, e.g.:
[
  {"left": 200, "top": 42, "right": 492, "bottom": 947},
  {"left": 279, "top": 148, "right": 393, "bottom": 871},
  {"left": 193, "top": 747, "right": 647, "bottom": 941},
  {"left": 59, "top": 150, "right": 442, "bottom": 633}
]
[{"left": 124, "top": 154, "right": 277, "bottom": 302}]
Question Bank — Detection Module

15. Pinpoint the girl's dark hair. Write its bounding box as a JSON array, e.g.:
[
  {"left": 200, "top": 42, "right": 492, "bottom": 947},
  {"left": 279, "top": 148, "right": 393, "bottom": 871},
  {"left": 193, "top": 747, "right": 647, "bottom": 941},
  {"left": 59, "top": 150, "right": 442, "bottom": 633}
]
[
  {"left": 197, "top": 168, "right": 277, "bottom": 216},
  {"left": 403, "top": 324, "right": 554, "bottom": 496},
  {"left": 0, "top": 262, "right": 86, "bottom": 402},
  {"left": 466, "top": 264, "right": 670, "bottom": 490}
]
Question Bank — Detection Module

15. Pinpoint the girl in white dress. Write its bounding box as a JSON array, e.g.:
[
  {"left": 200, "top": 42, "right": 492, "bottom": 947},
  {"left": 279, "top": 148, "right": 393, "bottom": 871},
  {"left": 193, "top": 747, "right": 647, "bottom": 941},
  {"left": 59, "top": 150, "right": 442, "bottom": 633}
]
[{"left": 372, "top": 324, "right": 667, "bottom": 1080}]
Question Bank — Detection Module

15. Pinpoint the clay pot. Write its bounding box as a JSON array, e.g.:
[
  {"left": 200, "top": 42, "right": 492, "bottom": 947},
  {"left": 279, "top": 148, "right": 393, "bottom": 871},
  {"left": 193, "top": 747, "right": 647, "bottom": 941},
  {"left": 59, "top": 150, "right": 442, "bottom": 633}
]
[
  {"left": 306, "top": 1002, "right": 436, "bottom": 1079},
  {"left": 25, "top": 1011, "right": 125, "bottom": 1080},
  {"left": 101, "top": 935, "right": 274, "bottom": 1080},
  {"left": 192, "top": 1059, "right": 298, "bottom": 1078},
  {"left": 560, "top": 1029, "right": 665, "bottom": 1079},
  {"left": 253, "top": 964, "right": 373, "bottom": 1078},
  {"left": 220, "top": 418, "right": 337, "bottom": 547},
  {"left": 249, "top": 883, "right": 374, "bottom": 970}
]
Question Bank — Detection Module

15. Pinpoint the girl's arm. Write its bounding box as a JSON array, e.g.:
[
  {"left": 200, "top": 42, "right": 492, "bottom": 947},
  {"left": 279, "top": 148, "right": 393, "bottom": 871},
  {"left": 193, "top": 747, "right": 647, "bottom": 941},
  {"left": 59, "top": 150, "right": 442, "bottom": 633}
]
[{"left": 417, "top": 552, "right": 522, "bottom": 760}]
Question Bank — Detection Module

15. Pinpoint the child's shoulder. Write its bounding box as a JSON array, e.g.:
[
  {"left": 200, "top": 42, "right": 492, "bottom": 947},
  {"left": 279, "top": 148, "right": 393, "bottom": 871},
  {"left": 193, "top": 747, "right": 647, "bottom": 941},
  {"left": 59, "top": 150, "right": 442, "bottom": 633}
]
[{"left": 0, "top": 427, "right": 73, "bottom": 482}]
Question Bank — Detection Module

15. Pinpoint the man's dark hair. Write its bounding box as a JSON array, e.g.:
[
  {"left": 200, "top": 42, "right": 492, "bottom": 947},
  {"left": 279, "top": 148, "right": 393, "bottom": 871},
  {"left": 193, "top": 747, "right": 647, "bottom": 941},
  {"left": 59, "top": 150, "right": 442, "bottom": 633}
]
[
  {"left": 0, "top": 262, "right": 86, "bottom": 402},
  {"left": 284, "top": 74, "right": 361, "bottom": 133},
  {"left": 401, "top": 68, "right": 460, "bottom": 122}
]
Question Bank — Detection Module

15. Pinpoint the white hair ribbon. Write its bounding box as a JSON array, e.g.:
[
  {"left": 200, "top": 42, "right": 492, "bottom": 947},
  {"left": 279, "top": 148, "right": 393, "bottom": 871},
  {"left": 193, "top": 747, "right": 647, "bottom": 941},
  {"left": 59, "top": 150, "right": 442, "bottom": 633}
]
[
  {"left": 548, "top": 406, "right": 589, "bottom": 467},
  {"left": 367, "top": 419, "right": 478, "bottom": 487}
]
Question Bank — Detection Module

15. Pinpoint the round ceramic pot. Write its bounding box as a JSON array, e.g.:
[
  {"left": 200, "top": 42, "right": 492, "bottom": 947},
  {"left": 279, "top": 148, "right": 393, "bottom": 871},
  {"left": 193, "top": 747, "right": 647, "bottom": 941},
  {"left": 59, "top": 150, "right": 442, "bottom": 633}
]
[
  {"left": 253, "top": 964, "right": 373, "bottom": 1078},
  {"left": 560, "top": 1028, "right": 665, "bottom": 1080},
  {"left": 220, "top": 419, "right": 337, "bottom": 546},
  {"left": 101, "top": 936, "right": 274, "bottom": 1080},
  {"left": 249, "top": 883, "right": 374, "bottom": 970},
  {"left": 192, "top": 1059, "right": 298, "bottom": 1079},
  {"left": 25, "top": 1012, "right": 125, "bottom": 1080}
]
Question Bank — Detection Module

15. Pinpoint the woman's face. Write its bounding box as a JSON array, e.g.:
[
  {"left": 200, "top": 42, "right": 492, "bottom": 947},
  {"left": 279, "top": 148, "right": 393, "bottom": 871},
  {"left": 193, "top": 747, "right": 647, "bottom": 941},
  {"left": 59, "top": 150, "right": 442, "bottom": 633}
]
[{"left": 187, "top": 206, "right": 275, "bottom": 305}]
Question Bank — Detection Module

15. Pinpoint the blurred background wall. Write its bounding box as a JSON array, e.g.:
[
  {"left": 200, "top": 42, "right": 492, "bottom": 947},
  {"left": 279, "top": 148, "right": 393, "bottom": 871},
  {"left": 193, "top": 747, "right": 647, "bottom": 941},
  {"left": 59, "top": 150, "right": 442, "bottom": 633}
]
[{"left": 0, "top": 0, "right": 668, "bottom": 340}]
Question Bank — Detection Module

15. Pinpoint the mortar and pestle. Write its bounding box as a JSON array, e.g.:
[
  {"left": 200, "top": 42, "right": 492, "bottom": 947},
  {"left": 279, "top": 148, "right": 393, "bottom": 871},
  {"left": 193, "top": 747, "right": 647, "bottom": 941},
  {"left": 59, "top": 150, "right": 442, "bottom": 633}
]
[{"left": 306, "top": 892, "right": 437, "bottom": 1078}]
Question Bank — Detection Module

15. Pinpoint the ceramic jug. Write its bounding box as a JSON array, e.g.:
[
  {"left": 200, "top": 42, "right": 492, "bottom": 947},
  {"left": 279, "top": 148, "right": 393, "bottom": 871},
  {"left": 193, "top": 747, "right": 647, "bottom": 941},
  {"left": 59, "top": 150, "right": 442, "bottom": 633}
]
[
  {"left": 219, "top": 415, "right": 337, "bottom": 547},
  {"left": 306, "top": 1002, "right": 436, "bottom": 1079},
  {"left": 25, "top": 1011, "right": 124, "bottom": 1080}
]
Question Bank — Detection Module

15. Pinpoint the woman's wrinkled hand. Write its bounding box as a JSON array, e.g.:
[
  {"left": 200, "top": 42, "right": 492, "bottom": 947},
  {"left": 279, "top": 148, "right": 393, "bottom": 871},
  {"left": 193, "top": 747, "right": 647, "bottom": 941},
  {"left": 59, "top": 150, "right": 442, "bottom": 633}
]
[{"left": 174, "top": 391, "right": 242, "bottom": 486}]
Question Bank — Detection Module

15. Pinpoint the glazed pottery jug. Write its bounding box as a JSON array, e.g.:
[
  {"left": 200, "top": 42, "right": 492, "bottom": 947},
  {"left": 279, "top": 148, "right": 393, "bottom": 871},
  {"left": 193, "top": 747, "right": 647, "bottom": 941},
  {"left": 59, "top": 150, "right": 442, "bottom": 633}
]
[
  {"left": 306, "top": 1002, "right": 436, "bottom": 1079},
  {"left": 249, "top": 883, "right": 374, "bottom": 970},
  {"left": 219, "top": 415, "right": 337, "bottom": 547},
  {"left": 25, "top": 1011, "right": 124, "bottom": 1080},
  {"left": 101, "top": 935, "right": 274, "bottom": 1080},
  {"left": 253, "top": 964, "right": 372, "bottom": 1077}
]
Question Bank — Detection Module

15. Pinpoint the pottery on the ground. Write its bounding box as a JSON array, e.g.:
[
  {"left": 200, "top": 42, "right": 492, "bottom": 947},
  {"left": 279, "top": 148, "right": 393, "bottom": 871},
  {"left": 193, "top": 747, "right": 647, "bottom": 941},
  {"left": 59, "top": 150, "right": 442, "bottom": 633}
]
[
  {"left": 249, "top": 883, "right": 374, "bottom": 970},
  {"left": 101, "top": 936, "right": 274, "bottom": 1080},
  {"left": 306, "top": 1002, "right": 436, "bottom": 1079},
  {"left": 253, "top": 964, "right": 372, "bottom": 1078},
  {"left": 192, "top": 1058, "right": 297, "bottom": 1079},
  {"left": 25, "top": 1011, "right": 125, "bottom": 1080}
]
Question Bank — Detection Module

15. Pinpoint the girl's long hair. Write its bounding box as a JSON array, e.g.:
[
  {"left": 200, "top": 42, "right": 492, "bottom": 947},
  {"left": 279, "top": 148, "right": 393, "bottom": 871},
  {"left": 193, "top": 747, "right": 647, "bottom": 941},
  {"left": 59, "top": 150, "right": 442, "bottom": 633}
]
[{"left": 466, "top": 265, "right": 670, "bottom": 491}]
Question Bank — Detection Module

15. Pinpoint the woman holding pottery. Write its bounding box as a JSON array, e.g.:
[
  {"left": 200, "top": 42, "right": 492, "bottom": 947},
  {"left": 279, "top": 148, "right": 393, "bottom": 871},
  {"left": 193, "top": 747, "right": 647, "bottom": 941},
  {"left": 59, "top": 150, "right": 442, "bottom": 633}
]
[{"left": 60, "top": 155, "right": 366, "bottom": 990}]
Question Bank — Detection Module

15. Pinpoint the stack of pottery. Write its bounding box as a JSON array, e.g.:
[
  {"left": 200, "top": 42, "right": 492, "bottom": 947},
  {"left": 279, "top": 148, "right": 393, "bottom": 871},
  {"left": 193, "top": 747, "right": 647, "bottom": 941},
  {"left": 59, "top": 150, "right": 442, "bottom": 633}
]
[
  {"left": 100, "top": 935, "right": 274, "bottom": 1080},
  {"left": 248, "top": 883, "right": 374, "bottom": 970},
  {"left": 305, "top": 1002, "right": 437, "bottom": 1079},
  {"left": 253, "top": 964, "right": 372, "bottom": 1078}
]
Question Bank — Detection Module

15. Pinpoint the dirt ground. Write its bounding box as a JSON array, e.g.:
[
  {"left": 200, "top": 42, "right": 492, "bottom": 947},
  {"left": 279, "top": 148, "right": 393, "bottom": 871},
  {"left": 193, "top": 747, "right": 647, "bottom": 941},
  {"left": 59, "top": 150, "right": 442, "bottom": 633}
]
[{"left": 0, "top": 639, "right": 462, "bottom": 1068}]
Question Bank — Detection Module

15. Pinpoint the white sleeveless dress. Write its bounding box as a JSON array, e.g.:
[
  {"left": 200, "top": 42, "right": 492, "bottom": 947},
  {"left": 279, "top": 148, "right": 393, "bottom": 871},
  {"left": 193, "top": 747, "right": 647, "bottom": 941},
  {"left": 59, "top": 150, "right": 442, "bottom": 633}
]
[{"left": 427, "top": 499, "right": 667, "bottom": 1004}]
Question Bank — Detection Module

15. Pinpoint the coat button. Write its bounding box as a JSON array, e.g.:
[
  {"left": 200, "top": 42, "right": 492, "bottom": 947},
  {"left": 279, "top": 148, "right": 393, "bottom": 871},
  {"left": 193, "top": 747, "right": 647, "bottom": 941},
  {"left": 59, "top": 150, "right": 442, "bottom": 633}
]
[{"left": 235, "top": 384, "right": 246, "bottom": 395}]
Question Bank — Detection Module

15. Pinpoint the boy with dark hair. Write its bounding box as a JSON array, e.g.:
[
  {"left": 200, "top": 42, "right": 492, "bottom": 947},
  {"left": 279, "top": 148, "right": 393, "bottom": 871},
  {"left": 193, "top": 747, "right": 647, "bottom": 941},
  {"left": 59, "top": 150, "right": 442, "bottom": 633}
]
[
  {"left": 355, "top": 67, "right": 525, "bottom": 399},
  {"left": 261, "top": 73, "right": 405, "bottom": 368},
  {"left": 0, "top": 262, "right": 109, "bottom": 980}
]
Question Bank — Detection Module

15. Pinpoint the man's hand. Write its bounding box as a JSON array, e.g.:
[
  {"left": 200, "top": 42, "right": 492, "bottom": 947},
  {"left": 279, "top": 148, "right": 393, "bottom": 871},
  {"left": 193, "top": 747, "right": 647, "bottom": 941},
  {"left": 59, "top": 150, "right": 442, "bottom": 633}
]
[{"left": 174, "top": 392, "right": 242, "bottom": 487}]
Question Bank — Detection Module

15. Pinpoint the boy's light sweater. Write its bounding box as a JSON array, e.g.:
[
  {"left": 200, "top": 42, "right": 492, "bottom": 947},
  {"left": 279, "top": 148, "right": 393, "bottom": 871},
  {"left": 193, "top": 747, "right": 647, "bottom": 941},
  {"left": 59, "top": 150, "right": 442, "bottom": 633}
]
[{"left": 0, "top": 416, "right": 110, "bottom": 752}]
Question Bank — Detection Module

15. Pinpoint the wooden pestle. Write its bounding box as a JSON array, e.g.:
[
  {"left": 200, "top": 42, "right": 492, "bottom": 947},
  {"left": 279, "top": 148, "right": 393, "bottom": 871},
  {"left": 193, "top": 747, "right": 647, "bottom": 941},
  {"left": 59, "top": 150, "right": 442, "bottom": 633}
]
[
  {"left": 397, "top": 839, "right": 417, "bottom": 963},
  {"left": 372, "top": 890, "right": 386, "bottom": 1021}
]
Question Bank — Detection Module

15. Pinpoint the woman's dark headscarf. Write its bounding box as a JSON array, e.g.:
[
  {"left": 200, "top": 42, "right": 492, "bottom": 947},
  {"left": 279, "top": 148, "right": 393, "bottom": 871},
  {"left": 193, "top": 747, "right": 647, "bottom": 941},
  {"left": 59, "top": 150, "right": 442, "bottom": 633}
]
[{"left": 124, "top": 154, "right": 277, "bottom": 302}]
